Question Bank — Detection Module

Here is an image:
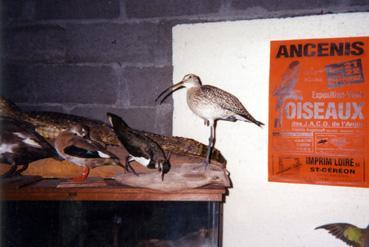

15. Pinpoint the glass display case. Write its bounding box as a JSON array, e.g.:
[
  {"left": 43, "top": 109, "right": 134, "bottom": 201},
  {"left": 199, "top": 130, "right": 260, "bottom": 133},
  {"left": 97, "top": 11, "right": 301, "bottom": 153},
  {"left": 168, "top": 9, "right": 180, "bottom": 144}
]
[
  {"left": 1, "top": 179, "right": 225, "bottom": 247},
  {"left": 2, "top": 201, "right": 221, "bottom": 247}
]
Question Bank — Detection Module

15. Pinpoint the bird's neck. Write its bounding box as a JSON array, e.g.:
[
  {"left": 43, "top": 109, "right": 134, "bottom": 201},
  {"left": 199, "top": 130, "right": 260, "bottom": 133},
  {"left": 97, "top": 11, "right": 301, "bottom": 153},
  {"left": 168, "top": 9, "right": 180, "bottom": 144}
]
[
  {"left": 186, "top": 83, "right": 201, "bottom": 89},
  {"left": 187, "top": 86, "right": 200, "bottom": 94}
]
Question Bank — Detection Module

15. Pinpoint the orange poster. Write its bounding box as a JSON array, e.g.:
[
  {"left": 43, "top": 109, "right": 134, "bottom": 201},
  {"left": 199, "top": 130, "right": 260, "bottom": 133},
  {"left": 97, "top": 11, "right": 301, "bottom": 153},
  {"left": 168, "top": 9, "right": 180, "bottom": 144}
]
[{"left": 268, "top": 36, "right": 369, "bottom": 187}]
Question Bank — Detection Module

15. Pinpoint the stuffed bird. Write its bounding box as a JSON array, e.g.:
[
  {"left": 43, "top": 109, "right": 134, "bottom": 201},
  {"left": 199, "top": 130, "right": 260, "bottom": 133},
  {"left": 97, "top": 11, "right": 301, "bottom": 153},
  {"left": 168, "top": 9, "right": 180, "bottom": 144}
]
[
  {"left": 0, "top": 116, "right": 61, "bottom": 177},
  {"left": 155, "top": 73, "right": 263, "bottom": 167},
  {"left": 107, "top": 112, "right": 171, "bottom": 181},
  {"left": 54, "top": 124, "right": 123, "bottom": 182}
]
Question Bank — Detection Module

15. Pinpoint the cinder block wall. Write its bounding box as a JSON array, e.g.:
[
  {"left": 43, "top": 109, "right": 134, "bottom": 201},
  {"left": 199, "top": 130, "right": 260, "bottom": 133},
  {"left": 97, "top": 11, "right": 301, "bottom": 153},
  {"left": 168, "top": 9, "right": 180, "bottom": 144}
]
[{"left": 2, "top": 0, "right": 368, "bottom": 135}]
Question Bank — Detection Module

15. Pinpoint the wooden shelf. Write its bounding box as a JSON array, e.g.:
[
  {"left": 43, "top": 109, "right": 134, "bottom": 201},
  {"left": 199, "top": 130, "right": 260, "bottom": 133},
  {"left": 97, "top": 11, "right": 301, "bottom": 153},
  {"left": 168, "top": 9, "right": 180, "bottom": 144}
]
[{"left": 1, "top": 177, "right": 227, "bottom": 202}]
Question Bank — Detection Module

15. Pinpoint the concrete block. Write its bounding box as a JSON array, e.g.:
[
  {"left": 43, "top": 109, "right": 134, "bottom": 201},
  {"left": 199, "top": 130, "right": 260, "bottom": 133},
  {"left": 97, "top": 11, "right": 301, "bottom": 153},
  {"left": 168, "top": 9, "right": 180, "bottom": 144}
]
[
  {"left": 126, "top": 0, "right": 222, "bottom": 18},
  {"left": 3, "top": 24, "right": 66, "bottom": 63},
  {"left": 66, "top": 22, "right": 171, "bottom": 64},
  {"left": 2, "top": 64, "right": 33, "bottom": 103},
  {"left": 1, "top": 0, "right": 34, "bottom": 22},
  {"left": 2, "top": 64, "right": 119, "bottom": 104},
  {"left": 349, "top": 0, "right": 369, "bottom": 6},
  {"left": 66, "top": 105, "right": 172, "bottom": 135},
  {"left": 112, "top": 107, "right": 161, "bottom": 133},
  {"left": 35, "top": 0, "right": 120, "bottom": 20},
  {"left": 154, "top": 103, "right": 173, "bottom": 136},
  {"left": 124, "top": 66, "right": 172, "bottom": 106},
  {"left": 18, "top": 104, "right": 66, "bottom": 114},
  {"left": 231, "top": 0, "right": 339, "bottom": 11},
  {"left": 70, "top": 105, "right": 117, "bottom": 123},
  {"left": 71, "top": 106, "right": 162, "bottom": 133}
]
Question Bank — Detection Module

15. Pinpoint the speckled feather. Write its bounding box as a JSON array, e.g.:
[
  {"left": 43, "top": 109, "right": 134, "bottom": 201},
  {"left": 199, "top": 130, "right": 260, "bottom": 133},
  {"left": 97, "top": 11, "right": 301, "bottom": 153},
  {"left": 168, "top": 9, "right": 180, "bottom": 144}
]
[
  {"left": 188, "top": 85, "right": 264, "bottom": 126},
  {"left": 26, "top": 111, "right": 118, "bottom": 146}
]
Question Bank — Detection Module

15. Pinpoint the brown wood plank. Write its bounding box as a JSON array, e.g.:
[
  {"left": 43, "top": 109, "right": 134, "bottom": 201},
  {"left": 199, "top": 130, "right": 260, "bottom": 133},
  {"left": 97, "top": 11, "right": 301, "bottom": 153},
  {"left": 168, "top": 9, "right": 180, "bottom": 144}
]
[{"left": 1, "top": 178, "right": 227, "bottom": 202}]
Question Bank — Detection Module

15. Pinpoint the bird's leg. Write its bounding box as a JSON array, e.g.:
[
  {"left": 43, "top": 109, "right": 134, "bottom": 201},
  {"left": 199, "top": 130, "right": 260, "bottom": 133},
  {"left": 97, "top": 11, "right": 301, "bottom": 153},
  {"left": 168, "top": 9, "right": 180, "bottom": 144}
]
[
  {"left": 1, "top": 162, "right": 18, "bottom": 178},
  {"left": 14, "top": 163, "right": 29, "bottom": 176},
  {"left": 72, "top": 166, "right": 90, "bottom": 182},
  {"left": 124, "top": 156, "right": 131, "bottom": 173},
  {"left": 125, "top": 157, "right": 139, "bottom": 176},
  {"left": 204, "top": 123, "right": 216, "bottom": 169},
  {"left": 159, "top": 164, "right": 165, "bottom": 181},
  {"left": 204, "top": 119, "right": 209, "bottom": 126}
]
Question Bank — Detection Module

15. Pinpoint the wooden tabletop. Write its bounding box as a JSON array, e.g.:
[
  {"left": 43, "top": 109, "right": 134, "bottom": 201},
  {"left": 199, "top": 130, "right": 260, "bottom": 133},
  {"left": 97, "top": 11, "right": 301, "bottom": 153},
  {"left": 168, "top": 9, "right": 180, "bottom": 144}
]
[{"left": 1, "top": 177, "right": 227, "bottom": 202}]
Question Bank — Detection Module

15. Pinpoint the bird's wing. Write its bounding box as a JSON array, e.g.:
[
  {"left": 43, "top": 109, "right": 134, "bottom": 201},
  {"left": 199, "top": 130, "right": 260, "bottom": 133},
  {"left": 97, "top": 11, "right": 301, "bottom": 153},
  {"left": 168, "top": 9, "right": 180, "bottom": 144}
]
[
  {"left": 113, "top": 127, "right": 152, "bottom": 161},
  {"left": 1, "top": 117, "right": 62, "bottom": 160},
  {"left": 202, "top": 85, "right": 264, "bottom": 126},
  {"left": 129, "top": 130, "right": 157, "bottom": 159},
  {"left": 108, "top": 112, "right": 164, "bottom": 163},
  {"left": 64, "top": 145, "right": 114, "bottom": 159},
  {"left": 201, "top": 85, "right": 246, "bottom": 114},
  {"left": 64, "top": 137, "right": 115, "bottom": 159},
  {"left": 2, "top": 117, "right": 45, "bottom": 148},
  {"left": 316, "top": 223, "right": 363, "bottom": 247},
  {"left": 141, "top": 133, "right": 165, "bottom": 156},
  {"left": 64, "top": 145, "right": 99, "bottom": 158}
]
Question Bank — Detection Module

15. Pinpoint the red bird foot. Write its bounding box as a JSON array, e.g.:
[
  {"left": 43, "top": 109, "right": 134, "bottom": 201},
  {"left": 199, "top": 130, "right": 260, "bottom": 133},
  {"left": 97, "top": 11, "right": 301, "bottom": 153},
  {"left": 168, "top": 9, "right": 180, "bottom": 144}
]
[{"left": 72, "top": 166, "right": 90, "bottom": 182}]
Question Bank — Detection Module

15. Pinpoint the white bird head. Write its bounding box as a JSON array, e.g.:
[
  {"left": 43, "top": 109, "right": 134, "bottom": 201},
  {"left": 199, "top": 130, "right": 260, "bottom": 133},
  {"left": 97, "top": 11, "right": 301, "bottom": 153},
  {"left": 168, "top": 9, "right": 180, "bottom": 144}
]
[
  {"left": 155, "top": 73, "right": 202, "bottom": 104},
  {"left": 181, "top": 73, "right": 202, "bottom": 88}
]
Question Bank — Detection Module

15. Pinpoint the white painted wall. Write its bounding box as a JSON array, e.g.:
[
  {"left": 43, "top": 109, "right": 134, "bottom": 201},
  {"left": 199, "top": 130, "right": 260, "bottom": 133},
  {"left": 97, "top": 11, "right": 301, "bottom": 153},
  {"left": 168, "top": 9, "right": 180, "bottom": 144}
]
[{"left": 172, "top": 13, "right": 369, "bottom": 247}]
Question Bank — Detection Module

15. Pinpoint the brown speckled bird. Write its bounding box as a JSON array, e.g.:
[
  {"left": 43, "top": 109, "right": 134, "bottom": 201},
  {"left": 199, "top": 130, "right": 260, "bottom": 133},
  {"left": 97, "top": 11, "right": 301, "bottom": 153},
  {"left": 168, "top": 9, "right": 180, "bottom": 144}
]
[
  {"left": 316, "top": 223, "right": 369, "bottom": 247},
  {"left": 156, "top": 73, "right": 263, "bottom": 167}
]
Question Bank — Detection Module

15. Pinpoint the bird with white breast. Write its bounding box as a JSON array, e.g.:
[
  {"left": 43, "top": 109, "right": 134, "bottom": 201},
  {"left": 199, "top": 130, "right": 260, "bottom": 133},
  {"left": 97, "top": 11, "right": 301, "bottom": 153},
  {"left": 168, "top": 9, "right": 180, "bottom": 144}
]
[{"left": 156, "top": 73, "right": 264, "bottom": 167}]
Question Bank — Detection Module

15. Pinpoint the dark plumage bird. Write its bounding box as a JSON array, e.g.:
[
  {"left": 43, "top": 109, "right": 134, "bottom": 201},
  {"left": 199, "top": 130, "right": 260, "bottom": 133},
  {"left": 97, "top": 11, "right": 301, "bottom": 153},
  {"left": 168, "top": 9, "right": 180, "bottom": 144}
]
[
  {"left": 155, "top": 73, "right": 264, "bottom": 167},
  {"left": 54, "top": 124, "right": 123, "bottom": 182},
  {"left": 316, "top": 223, "right": 369, "bottom": 247},
  {"left": 107, "top": 113, "right": 171, "bottom": 181},
  {"left": 0, "top": 116, "right": 61, "bottom": 177}
]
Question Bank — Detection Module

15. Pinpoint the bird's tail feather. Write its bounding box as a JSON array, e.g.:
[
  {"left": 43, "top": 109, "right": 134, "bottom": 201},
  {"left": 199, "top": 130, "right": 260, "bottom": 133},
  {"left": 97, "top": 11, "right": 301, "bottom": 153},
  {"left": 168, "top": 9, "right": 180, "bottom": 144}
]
[
  {"left": 253, "top": 119, "right": 265, "bottom": 128},
  {"left": 238, "top": 114, "right": 264, "bottom": 128}
]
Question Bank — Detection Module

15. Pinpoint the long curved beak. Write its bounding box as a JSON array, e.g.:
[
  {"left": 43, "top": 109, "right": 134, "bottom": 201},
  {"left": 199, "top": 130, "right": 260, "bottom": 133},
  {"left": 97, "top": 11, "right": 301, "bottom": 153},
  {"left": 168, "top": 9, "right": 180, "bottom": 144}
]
[{"left": 155, "top": 81, "right": 185, "bottom": 104}]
